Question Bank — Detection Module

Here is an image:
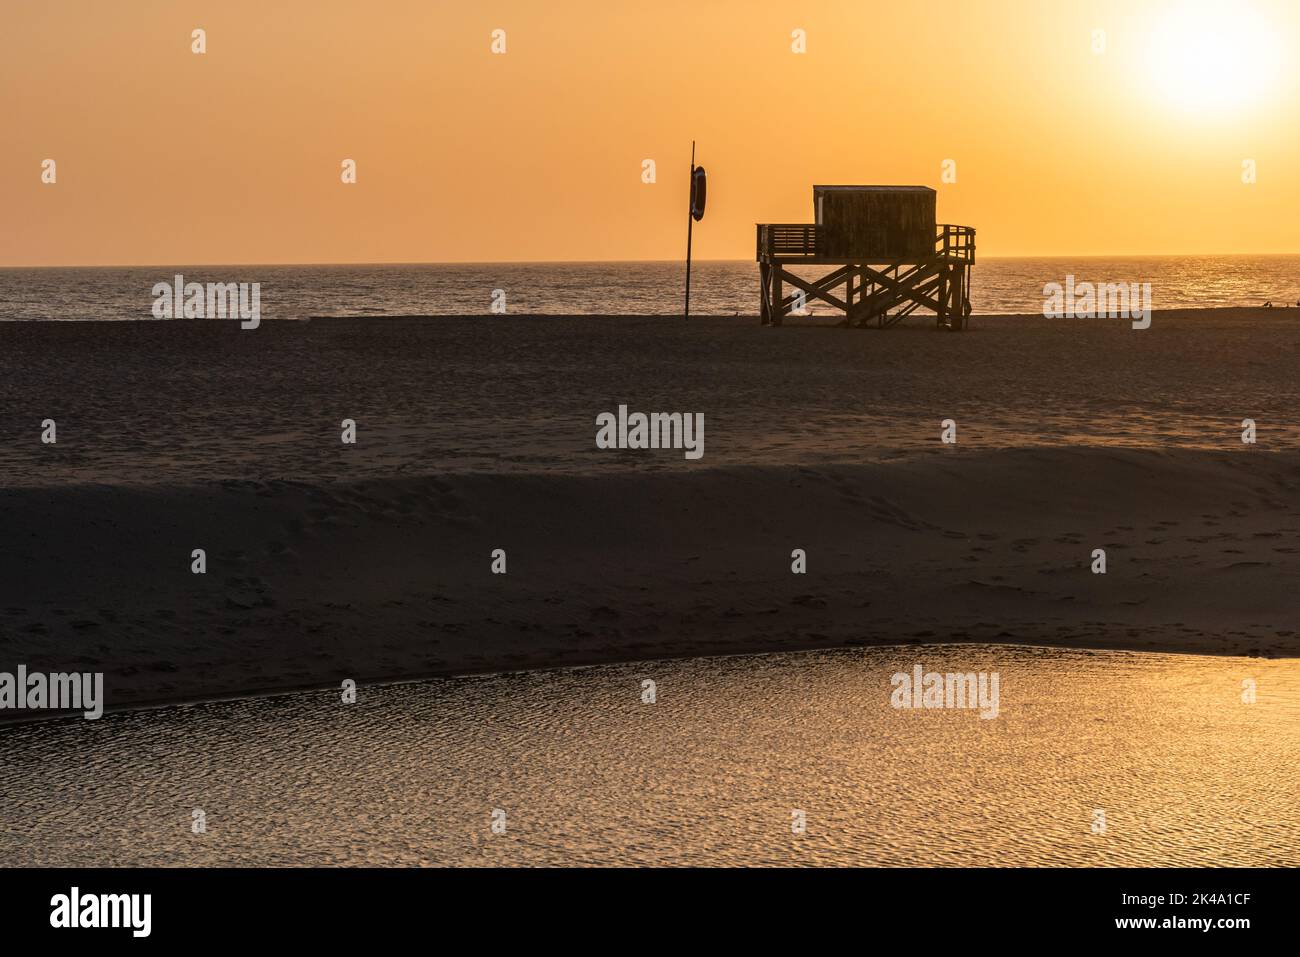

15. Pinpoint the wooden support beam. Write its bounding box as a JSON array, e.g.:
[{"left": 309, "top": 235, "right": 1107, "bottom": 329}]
[
  {"left": 779, "top": 269, "right": 850, "bottom": 313},
  {"left": 778, "top": 263, "right": 852, "bottom": 305},
  {"left": 770, "top": 264, "right": 783, "bottom": 327},
  {"left": 848, "top": 259, "right": 943, "bottom": 324},
  {"left": 754, "top": 228, "right": 975, "bottom": 329},
  {"left": 958, "top": 267, "right": 965, "bottom": 325},
  {"left": 940, "top": 263, "right": 961, "bottom": 329},
  {"left": 942, "top": 263, "right": 951, "bottom": 328}
]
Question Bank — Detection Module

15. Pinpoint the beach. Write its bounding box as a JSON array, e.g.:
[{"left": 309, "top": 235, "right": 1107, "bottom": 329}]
[{"left": 2, "top": 309, "right": 1299, "bottom": 715}]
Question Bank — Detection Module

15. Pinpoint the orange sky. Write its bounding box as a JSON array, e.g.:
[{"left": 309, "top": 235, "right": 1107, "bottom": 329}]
[{"left": 2, "top": 0, "right": 1297, "bottom": 265}]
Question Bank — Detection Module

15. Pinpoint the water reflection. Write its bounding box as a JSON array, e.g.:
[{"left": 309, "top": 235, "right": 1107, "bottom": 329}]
[{"left": 1, "top": 645, "right": 1295, "bottom": 866}]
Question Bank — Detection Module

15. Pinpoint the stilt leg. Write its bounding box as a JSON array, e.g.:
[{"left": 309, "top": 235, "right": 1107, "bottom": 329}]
[{"left": 770, "top": 264, "right": 783, "bottom": 327}]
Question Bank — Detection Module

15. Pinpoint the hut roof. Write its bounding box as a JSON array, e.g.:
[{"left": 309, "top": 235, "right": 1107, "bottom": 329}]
[{"left": 813, "top": 185, "right": 935, "bottom": 192}]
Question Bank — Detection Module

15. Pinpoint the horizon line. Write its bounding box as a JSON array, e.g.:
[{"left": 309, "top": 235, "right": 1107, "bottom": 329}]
[{"left": 4, "top": 251, "right": 1300, "bottom": 270}]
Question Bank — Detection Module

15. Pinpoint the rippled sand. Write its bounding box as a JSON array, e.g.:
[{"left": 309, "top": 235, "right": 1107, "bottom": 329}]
[{"left": 1, "top": 645, "right": 1296, "bottom": 867}]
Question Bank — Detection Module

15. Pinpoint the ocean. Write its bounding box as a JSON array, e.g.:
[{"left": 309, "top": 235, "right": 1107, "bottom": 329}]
[{"left": 1, "top": 255, "right": 1297, "bottom": 320}]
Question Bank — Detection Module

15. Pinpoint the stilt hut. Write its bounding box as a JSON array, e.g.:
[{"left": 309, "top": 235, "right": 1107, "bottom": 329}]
[{"left": 756, "top": 186, "right": 974, "bottom": 328}]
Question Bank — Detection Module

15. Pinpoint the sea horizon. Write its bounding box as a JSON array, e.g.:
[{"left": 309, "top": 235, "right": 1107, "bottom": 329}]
[{"left": 3, "top": 253, "right": 1298, "bottom": 320}]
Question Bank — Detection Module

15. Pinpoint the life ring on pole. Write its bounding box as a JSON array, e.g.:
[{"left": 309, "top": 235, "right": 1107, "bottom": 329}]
[{"left": 690, "top": 166, "right": 707, "bottom": 221}]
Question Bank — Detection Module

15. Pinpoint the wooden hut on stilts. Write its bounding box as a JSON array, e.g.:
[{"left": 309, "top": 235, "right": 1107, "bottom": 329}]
[{"left": 756, "top": 186, "right": 975, "bottom": 328}]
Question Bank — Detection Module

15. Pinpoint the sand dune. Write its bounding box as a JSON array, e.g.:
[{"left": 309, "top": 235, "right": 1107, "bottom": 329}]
[{"left": 2, "top": 448, "right": 1296, "bottom": 715}]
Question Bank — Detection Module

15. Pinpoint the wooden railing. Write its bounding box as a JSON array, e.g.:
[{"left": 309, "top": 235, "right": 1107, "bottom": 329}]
[
  {"left": 757, "top": 224, "right": 821, "bottom": 259},
  {"left": 758, "top": 223, "right": 975, "bottom": 262},
  {"left": 938, "top": 224, "right": 976, "bottom": 262}
]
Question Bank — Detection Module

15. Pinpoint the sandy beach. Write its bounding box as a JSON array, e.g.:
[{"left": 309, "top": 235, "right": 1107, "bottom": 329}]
[{"left": 2, "top": 309, "right": 1299, "bottom": 715}]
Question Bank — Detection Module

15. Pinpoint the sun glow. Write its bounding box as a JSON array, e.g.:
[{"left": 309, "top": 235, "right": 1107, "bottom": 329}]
[{"left": 1144, "top": 3, "right": 1283, "bottom": 114}]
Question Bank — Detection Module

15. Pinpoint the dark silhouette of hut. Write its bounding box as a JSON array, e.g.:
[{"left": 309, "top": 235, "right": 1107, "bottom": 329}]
[{"left": 756, "top": 185, "right": 974, "bottom": 329}]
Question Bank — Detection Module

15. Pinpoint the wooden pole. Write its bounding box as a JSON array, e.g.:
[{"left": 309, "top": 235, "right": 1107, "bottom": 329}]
[{"left": 684, "top": 141, "right": 695, "bottom": 319}]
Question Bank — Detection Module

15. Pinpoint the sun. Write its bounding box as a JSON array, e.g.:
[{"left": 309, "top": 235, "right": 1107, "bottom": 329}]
[{"left": 1144, "top": 2, "right": 1282, "bottom": 114}]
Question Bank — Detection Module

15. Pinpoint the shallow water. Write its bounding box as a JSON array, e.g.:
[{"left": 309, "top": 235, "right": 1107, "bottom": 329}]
[
  {"left": 1, "top": 644, "right": 1295, "bottom": 867},
  {"left": 2, "top": 255, "right": 1298, "bottom": 320}
]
